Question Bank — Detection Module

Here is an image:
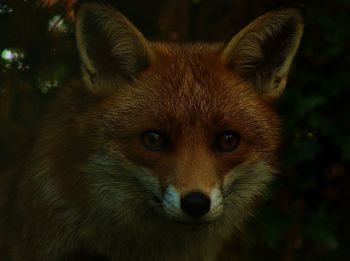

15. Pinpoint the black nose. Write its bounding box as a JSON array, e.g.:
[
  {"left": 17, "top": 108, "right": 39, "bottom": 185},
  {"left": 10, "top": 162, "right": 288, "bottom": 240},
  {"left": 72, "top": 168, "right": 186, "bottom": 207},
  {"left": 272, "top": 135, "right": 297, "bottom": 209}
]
[{"left": 180, "top": 192, "right": 211, "bottom": 219}]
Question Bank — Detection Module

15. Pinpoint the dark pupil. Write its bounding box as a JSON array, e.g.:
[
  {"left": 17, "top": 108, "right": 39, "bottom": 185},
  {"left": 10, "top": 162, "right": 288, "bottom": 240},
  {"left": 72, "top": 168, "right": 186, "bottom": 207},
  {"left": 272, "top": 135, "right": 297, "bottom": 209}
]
[
  {"left": 219, "top": 131, "right": 239, "bottom": 151},
  {"left": 147, "top": 133, "right": 161, "bottom": 145},
  {"left": 143, "top": 131, "right": 164, "bottom": 150},
  {"left": 223, "top": 134, "right": 234, "bottom": 145}
]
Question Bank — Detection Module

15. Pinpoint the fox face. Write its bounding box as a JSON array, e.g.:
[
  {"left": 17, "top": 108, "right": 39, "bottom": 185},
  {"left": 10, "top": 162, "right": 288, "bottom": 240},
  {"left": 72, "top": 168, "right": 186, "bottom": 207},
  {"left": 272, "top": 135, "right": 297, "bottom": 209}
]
[
  {"left": 72, "top": 2, "right": 303, "bottom": 229},
  {"left": 11, "top": 2, "right": 303, "bottom": 260},
  {"left": 84, "top": 44, "right": 281, "bottom": 226}
]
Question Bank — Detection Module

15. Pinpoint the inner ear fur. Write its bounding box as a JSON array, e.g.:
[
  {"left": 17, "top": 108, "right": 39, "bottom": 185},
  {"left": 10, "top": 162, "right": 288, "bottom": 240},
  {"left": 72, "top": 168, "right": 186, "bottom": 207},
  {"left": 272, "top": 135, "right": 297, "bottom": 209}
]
[
  {"left": 222, "top": 8, "right": 304, "bottom": 98},
  {"left": 75, "top": 1, "right": 153, "bottom": 93}
]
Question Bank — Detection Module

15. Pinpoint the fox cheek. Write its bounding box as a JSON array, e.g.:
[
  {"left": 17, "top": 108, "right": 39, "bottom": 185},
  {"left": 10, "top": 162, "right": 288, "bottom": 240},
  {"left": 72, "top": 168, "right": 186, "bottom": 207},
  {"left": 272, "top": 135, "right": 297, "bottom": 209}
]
[{"left": 222, "top": 161, "right": 275, "bottom": 207}]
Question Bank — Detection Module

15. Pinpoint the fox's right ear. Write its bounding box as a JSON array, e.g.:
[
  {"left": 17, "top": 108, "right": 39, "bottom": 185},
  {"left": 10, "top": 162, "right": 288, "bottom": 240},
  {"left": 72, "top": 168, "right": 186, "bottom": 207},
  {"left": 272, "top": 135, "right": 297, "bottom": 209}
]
[{"left": 75, "top": 1, "right": 152, "bottom": 93}]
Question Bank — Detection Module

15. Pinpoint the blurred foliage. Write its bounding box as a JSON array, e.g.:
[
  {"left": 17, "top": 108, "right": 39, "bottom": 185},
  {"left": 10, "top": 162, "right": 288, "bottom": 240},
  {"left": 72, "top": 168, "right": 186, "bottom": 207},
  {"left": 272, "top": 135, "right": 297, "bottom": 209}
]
[{"left": 0, "top": 0, "right": 349, "bottom": 260}]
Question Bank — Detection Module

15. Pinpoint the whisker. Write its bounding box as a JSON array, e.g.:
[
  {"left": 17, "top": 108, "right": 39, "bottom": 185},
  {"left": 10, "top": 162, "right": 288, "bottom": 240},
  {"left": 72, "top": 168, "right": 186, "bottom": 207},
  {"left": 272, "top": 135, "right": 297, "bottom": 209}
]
[{"left": 223, "top": 180, "right": 270, "bottom": 198}]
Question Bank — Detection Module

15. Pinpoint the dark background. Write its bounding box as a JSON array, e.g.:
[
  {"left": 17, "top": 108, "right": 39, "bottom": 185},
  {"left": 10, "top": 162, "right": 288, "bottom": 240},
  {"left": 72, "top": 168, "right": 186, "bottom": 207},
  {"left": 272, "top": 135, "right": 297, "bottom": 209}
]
[{"left": 0, "top": 0, "right": 349, "bottom": 260}]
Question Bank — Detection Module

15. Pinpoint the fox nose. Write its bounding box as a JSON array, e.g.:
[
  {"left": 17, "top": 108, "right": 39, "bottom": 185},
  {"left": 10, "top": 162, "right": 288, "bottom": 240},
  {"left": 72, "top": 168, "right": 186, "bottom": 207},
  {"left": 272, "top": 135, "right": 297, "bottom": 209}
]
[{"left": 180, "top": 192, "right": 211, "bottom": 219}]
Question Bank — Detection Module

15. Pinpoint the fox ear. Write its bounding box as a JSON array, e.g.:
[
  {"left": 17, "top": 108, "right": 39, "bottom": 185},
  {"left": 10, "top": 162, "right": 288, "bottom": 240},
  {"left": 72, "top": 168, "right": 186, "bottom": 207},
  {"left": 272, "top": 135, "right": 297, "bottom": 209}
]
[
  {"left": 222, "top": 8, "right": 304, "bottom": 98},
  {"left": 75, "top": 1, "right": 152, "bottom": 93}
]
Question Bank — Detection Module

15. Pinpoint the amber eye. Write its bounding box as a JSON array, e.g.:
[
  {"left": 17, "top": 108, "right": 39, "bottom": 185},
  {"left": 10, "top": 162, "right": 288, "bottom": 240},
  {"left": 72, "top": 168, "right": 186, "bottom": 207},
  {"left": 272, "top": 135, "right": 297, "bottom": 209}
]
[
  {"left": 141, "top": 130, "right": 166, "bottom": 151},
  {"left": 217, "top": 130, "right": 240, "bottom": 152}
]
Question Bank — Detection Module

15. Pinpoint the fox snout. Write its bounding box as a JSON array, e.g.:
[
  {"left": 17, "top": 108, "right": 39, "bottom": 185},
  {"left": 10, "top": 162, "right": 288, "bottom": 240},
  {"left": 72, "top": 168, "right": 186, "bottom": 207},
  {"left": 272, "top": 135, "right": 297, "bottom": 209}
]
[
  {"left": 162, "top": 185, "right": 223, "bottom": 223},
  {"left": 181, "top": 192, "right": 211, "bottom": 219}
]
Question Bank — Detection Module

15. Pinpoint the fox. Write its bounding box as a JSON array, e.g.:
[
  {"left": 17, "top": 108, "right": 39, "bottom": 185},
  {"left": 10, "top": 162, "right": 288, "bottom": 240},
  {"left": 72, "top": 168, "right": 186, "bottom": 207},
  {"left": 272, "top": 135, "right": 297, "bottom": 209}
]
[{"left": 0, "top": 1, "right": 304, "bottom": 260}]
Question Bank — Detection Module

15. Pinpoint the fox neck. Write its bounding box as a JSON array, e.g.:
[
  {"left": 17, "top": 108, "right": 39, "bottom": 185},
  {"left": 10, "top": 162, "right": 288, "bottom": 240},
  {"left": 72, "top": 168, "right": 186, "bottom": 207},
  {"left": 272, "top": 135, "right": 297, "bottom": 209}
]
[
  {"left": 19, "top": 159, "right": 234, "bottom": 261},
  {"left": 87, "top": 216, "right": 228, "bottom": 261}
]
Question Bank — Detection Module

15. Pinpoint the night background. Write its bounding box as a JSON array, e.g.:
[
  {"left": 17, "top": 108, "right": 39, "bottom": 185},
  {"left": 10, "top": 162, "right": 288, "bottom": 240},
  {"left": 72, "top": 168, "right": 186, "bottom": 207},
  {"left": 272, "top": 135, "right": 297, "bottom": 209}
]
[{"left": 0, "top": 0, "right": 349, "bottom": 260}]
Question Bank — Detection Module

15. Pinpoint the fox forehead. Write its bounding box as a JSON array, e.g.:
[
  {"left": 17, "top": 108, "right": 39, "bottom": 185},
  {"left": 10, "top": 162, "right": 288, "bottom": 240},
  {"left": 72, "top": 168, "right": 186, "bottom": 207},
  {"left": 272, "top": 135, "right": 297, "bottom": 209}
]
[
  {"left": 93, "top": 43, "right": 280, "bottom": 175},
  {"left": 100, "top": 42, "right": 277, "bottom": 133},
  {"left": 149, "top": 43, "right": 244, "bottom": 121}
]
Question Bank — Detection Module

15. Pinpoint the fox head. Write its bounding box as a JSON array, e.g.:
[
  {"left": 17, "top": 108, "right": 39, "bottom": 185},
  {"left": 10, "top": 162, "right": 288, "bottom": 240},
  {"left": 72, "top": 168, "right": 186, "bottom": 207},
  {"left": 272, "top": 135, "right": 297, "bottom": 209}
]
[{"left": 36, "top": 1, "right": 303, "bottom": 239}]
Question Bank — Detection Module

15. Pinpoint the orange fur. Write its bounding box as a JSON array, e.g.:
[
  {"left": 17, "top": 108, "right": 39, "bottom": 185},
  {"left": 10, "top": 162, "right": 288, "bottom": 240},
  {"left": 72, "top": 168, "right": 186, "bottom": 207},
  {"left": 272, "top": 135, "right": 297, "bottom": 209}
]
[{"left": 0, "top": 2, "right": 304, "bottom": 260}]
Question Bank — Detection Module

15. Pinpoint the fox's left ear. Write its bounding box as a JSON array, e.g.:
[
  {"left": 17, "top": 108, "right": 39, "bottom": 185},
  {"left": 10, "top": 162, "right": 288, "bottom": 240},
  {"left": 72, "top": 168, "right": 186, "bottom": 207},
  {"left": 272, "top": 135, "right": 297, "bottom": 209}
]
[
  {"left": 222, "top": 8, "right": 304, "bottom": 98},
  {"left": 75, "top": 1, "right": 152, "bottom": 93}
]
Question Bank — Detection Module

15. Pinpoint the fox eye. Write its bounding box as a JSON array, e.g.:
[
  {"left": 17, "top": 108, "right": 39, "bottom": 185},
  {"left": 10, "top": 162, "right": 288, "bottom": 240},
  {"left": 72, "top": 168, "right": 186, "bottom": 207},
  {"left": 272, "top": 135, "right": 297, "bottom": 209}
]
[
  {"left": 141, "top": 130, "right": 166, "bottom": 151},
  {"left": 217, "top": 130, "right": 240, "bottom": 152}
]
